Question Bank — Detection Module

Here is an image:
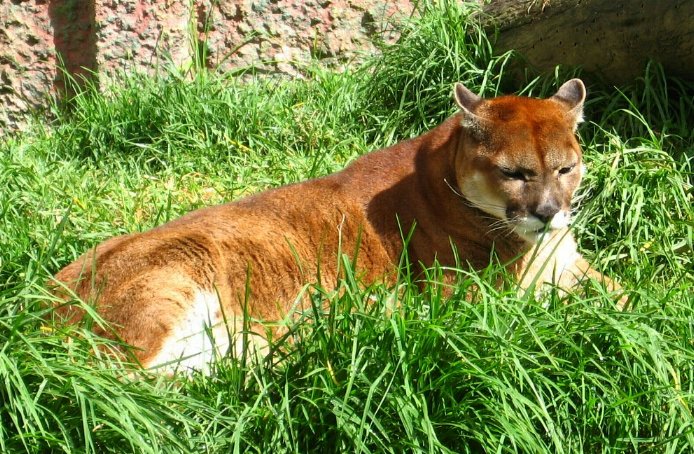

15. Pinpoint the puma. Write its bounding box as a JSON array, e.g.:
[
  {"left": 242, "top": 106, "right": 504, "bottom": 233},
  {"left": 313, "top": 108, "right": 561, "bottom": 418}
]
[{"left": 52, "top": 79, "right": 625, "bottom": 372}]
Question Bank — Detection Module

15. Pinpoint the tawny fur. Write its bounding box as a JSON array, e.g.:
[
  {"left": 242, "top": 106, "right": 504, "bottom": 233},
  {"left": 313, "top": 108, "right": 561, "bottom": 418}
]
[{"left": 51, "top": 80, "right": 625, "bottom": 371}]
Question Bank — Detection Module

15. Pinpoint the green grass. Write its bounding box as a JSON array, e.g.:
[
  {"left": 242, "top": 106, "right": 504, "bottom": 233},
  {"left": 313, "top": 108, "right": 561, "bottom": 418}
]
[{"left": 1, "top": 2, "right": 693, "bottom": 452}]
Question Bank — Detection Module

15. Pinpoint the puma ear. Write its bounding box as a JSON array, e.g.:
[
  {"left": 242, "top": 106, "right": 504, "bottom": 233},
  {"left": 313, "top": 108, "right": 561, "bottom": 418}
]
[
  {"left": 453, "top": 82, "right": 485, "bottom": 132},
  {"left": 551, "top": 78, "right": 586, "bottom": 127}
]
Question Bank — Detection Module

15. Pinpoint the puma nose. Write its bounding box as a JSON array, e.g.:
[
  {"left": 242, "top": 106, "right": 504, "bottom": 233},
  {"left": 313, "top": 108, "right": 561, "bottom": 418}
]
[{"left": 534, "top": 203, "right": 560, "bottom": 225}]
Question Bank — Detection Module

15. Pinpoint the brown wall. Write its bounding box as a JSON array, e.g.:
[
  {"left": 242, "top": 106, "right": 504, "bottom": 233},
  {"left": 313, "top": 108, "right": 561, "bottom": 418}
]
[
  {"left": 0, "top": 0, "right": 415, "bottom": 132},
  {"left": 6, "top": 1, "right": 685, "bottom": 132}
]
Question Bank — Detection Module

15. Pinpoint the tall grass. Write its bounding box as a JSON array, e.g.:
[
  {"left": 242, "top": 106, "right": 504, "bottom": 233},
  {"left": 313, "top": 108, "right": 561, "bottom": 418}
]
[
  {"left": 359, "top": 1, "right": 513, "bottom": 139},
  {"left": 1, "top": 1, "right": 692, "bottom": 452}
]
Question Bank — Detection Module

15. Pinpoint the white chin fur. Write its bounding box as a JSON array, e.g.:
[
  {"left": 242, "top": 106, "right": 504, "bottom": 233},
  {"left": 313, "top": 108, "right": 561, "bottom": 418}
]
[{"left": 549, "top": 211, "right": 571, "bottom": 229}]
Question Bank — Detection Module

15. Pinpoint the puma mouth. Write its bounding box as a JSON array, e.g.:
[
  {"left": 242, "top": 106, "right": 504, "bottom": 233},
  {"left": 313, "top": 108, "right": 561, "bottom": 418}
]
[
  {"left": 526, "top": 222, "right": 562, "bottom": 233},
  {"left": 510, "top": 219, "right": 560, "bottom": 243},
  {"left": 533, "top": 225, "right": 556, "bottom": 234},
  {"left": 513, "top": 211, "right": 571, "bottom": 235},
  {"left": 514, "top": 228, "right": 548, "bottom": 244},
  {"left": 522, "top": 226, "right": 549, "bottom": 236}
]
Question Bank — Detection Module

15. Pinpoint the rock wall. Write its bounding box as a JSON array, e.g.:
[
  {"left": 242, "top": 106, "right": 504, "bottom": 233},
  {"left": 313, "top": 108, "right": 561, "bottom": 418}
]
[
  {"left": 2, "top": 0, "right": 56, "bottom": 132},
  {"left": 483, "top": 0, "right": 694, "bottom": 85},
  {"left": 4, "top": 1, "right": 690, "bottom": 133},
  {"left": 0, "top": 0, "right": 415, "bottom": 132}
]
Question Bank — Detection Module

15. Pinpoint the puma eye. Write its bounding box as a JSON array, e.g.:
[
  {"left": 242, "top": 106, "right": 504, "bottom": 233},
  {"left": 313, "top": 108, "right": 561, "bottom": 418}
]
[
  {"left": 499, "top": 167, "right": 527, "bottom": 181},
  {"left": 558, "top": 164, "right": 576, "bottom": 175}
]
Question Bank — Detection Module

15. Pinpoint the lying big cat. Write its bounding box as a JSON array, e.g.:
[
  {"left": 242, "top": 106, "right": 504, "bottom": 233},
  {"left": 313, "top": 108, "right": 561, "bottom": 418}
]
[{"left": 52, "top": 79, "right": 625, "bottom": 372}]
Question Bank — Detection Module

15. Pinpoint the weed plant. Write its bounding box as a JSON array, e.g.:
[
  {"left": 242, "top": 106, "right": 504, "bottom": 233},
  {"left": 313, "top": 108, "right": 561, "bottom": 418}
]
[{"left": 1, "top": 2, "right": 692, "bottom": 452}]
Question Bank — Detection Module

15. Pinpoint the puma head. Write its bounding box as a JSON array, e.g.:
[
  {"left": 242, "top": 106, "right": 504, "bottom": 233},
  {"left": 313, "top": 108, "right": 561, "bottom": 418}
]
[{"left": 452, "top": 79, "right": 586, "bottom": 243}]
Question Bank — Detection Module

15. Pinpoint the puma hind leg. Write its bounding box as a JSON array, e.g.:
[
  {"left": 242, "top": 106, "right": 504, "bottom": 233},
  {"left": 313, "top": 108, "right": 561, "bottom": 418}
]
[{"left": 104, "top": 271, "right": 276, "bottom": 373}]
